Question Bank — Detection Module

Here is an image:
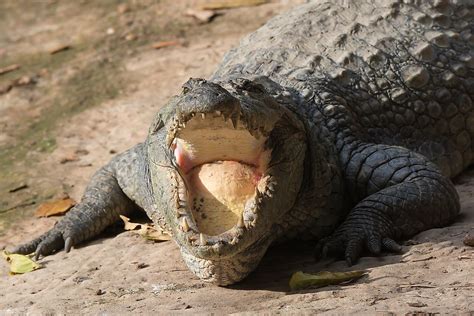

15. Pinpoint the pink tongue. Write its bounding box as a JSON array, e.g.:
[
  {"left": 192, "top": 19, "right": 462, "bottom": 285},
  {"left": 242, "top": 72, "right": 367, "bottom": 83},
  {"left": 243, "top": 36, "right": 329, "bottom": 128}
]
[{"left": 173, "top": 142, "right": 193, "bottom": 173}]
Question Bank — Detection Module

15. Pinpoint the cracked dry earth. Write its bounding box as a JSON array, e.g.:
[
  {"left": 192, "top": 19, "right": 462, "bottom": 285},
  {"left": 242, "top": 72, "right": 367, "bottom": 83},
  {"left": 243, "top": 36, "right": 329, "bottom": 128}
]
[{"left": 0, "top": 0, "right": 473, "bottom": 314}]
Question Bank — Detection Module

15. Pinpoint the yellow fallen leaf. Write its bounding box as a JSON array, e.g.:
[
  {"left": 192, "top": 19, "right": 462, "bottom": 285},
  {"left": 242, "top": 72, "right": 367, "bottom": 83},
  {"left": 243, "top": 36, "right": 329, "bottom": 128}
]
[
  {"left": 120, "top": 215, "right": 172, "bottom": 242},
  {"left": 2, "top": 251, "right": 41, "bottom": 275},
  {"left": 140, "top": 226, "right": 172, "bottom": 241},
  {"left": 201, "top": 0, "right": 268, "bottom": 10},
  {"left": 120, "top": 215, "right": 143, "bottom": 231},
  {"left": 289, "top": 270, "right": 367, "bottom": 291},
  {"left": 34, "top": 197, "right": 76, "bottom": 217}
]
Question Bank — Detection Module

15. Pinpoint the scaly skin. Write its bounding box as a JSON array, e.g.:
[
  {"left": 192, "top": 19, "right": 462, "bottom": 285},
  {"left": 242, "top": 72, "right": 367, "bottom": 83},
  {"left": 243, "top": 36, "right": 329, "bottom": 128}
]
[{"left": 13, "top": 0, "right": 472, "bottom": 285}]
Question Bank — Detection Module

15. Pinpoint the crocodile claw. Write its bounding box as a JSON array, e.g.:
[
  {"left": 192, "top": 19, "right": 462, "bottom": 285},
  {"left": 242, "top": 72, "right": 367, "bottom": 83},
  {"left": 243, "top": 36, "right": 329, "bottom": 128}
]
[
  {"left": 315, "top": 232, "right": 403, "bottom": 266},
  {"left": 11, "top": 228, "right": 72, "bottom": 260}
]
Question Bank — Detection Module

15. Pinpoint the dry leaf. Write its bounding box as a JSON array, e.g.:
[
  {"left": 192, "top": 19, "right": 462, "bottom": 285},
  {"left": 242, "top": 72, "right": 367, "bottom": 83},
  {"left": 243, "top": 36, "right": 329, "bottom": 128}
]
[
  {"left": 185, "top": 8, "right": 217, "bottom": 23},
  {"left": 117, "top": 3, "right": 130, "bottom": 14},
  {"left": 151, "top": 41, "right": 179, "bottom": 49},
  {"left": 141, "top": 226, "right": 172, "bottom": 241},
  {"left": 14, "top": 75, "right": 34, "bottom": 86},
  {"left": 407, "top": 302, "right": 427, "bottom": 308},
  {"left": 120, "top": 215, "right": 172, "bottom": 242},
  {"left": 0, "top": 64, "right": 20, "bottom": 76},
  {"left": 60, "top": 154, "right": 79, "bottom": 164},
  {"left": 8, "top": 183, "right": 28, "bottom": 193},
  {"left": 2, "top": 251, "right": 41, "bottom": 275},
  {"left": 200, "top": 0, "right": 268, "bottom": 10},
  {"left": 34, "top": 197, "right": 76, "bottom": 217},
  {"left": 120, "top": 215, "right": 143, "bottom": 231},
  {"left": 49, "top": 44, "right": 70, "bottom": 55},
  {"left": 289, "top": 270, "right": 367, "bottom": 291},
  {"left": 0, "top": 82, "right": 13, "bottom": 94}
]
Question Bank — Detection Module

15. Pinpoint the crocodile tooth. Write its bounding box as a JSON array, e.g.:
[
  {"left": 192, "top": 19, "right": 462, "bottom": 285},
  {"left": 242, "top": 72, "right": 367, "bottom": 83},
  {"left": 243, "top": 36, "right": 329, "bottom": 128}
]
[
  {"left": 182, "top": 121, "right": 186, "bottom": 128},
  {"left": 200, "top": 233, "right": 207, "bottom": 245},
  {"left": 237, "top": 213, "right": 245, "bottom": 228},
  {"left": 230, "top": 237, "right": 238, "bottom": 245},
  {"left": 215, "top": 110, "right": 221, "bottom": 116},
  {"left": 265, "top": 189, "right": 273, "bottom": 198},
  {"left": 176, "top": 208, "right": 187, "bottom": 217},
  {"left": 178, "top": 190, "right": 186, "bottom": 203},
  {"left": 181, "top": 217, "right": 190, "bottom": 232},
  {"left": 201, "top": 113, "right": 206, "bottom": 119}
]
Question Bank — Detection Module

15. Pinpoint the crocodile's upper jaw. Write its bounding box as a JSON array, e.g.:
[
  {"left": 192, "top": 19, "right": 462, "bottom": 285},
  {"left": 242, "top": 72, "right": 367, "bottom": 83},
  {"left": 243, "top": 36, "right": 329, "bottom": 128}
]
[{"left": 147, "top": 78, "right": 307, "bottom": 284}]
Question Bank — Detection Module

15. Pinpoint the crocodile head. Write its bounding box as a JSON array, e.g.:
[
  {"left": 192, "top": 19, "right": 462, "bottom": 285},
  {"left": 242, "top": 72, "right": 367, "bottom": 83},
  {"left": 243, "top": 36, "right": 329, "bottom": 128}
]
[{"left": 146, "top": 78, "right": 306, "bottom": 285}]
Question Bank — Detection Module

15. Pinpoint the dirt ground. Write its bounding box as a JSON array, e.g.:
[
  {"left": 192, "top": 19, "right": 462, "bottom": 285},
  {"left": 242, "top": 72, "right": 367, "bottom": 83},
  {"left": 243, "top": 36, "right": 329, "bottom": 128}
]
[{"left": 0, "top": 1, "right": 473, "bottom": 314}]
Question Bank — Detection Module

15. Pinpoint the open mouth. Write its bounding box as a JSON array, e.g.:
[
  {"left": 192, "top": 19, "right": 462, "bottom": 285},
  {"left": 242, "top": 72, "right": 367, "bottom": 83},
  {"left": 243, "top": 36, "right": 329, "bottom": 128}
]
[{"left": 171, "top": 111, "right": 272, "bottom": 238}]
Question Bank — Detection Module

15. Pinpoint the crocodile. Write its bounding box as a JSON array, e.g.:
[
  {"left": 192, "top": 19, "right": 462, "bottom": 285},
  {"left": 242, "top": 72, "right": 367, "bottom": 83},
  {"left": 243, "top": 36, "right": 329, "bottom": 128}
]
[{"left": 13, "top": 0, "right": 473, "bottom": 285}]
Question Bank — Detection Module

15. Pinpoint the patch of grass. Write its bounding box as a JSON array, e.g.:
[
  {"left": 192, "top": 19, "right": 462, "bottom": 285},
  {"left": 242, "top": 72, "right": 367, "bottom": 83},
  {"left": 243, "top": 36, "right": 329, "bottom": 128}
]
[{"left": 0, "top": 52, "right": 123, "bottom": 168}]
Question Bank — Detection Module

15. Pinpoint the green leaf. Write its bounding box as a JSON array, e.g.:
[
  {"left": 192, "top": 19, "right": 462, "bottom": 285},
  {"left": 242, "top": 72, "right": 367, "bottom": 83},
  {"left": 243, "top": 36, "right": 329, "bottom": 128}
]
[
  {"left": 2, "top": 251, "right": 41, "bottom": 275},
  {"left": 289, "top": 270, "right": 367, "bottom": 291}
]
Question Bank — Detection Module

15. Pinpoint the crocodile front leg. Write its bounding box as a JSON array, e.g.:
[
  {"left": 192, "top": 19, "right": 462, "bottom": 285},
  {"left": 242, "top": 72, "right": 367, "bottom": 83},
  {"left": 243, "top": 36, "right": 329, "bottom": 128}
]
[
  {"left": 316, "top": 142, "right": 460, "bottom": 265},
  {"left": 12, "top": 144, "right": 149, "bottom": 259}
]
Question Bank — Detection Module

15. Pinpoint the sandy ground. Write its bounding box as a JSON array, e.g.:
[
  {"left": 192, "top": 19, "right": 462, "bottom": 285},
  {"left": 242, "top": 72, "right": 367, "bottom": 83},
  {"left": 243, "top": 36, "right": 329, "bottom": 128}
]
[{"left": 0, "top": 1, "right": 473, "bottom": 314}]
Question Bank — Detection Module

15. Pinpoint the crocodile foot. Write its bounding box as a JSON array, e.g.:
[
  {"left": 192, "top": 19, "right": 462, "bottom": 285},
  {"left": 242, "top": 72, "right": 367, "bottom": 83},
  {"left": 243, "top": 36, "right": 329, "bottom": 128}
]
[
  {"left": 315, "top": 224, "right": 403, "bottom": 266},
  {"left": 10, "top": 227, "right": 74, "bottom": 260}
]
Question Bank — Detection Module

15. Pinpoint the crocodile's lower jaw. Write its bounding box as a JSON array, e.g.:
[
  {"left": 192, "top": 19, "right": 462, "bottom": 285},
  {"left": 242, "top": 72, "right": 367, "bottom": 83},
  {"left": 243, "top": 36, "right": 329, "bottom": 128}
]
[{"left": 179, "top": 236, "right": 271, "bottom": 285}]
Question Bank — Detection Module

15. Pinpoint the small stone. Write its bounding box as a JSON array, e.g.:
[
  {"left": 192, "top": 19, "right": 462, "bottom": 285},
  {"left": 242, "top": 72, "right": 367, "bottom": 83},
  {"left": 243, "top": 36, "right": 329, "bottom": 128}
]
[
  {"left": 136, "top": 263, "right": 149, "bottom": 269},
  {"left": 107, "top": 28, "right": 115, "bottom": 35},
  {"left": 463, "top": 233, "right": 474, "bottom": 247},
  {"left": 407, "top": 302, "right": 427, "bottom": 308},
  {"left": 125, "top": 34, "right": 137, "bottom": 41},
  {"left": 60, "top": 154, "right": 79, "bottom": 164},
  {"left": 75, "top": 149, "right": 89, "bottom": 156},
  {"left": 117, "top": 4, "right": 130, "bottom": 14},
  {"left": 15, "top": 76, "right": 33, "bottom": 86},
  {"left": 96, "top": 289, "right": 106, "bottom": 295}
]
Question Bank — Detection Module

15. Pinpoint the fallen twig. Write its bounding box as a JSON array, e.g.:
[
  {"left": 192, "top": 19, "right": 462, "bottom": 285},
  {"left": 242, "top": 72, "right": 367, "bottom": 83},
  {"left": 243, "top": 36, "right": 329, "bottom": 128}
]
[
  {"left": 151, "top": 41, "right": 179, "bottom": 49},
  {"left": 200, "top": 0, "right": 268, "bottom": 10},
  {"left": 0, "top": 64, "right": 20, "bottom": 76}
]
